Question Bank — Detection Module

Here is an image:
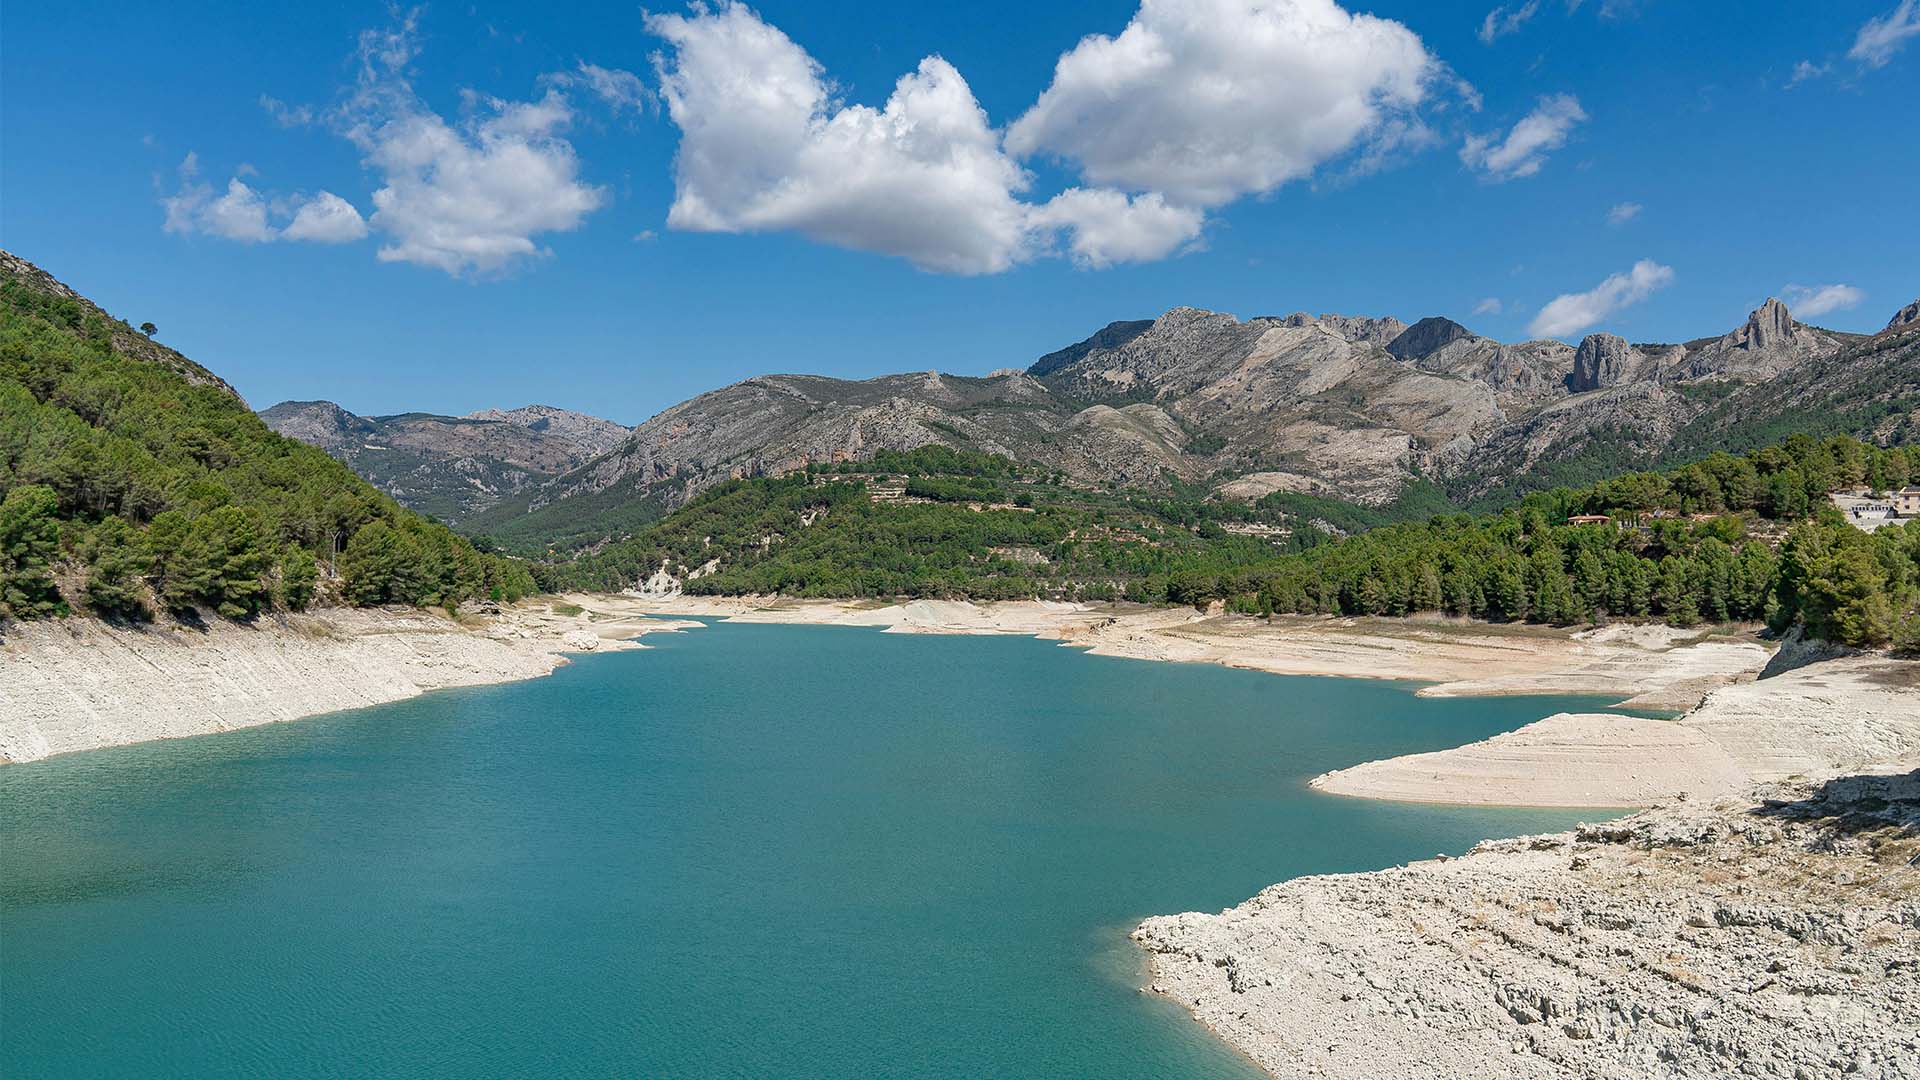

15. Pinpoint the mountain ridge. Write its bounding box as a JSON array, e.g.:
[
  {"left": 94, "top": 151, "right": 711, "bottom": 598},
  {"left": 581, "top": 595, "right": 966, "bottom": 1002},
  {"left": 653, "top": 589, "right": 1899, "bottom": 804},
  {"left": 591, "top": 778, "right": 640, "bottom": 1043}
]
[
  {"left": 453, "top": 292, "right": 1914, "bottom": 552},
  {"left": 258, "top": 399, "right": 631, "bottom": 522}
]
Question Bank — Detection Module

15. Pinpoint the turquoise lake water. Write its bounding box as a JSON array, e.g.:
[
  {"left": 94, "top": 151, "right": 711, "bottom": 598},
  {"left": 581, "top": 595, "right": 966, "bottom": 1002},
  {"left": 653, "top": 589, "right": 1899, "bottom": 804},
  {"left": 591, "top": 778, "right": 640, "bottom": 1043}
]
[{"left": 1, "top": 622, "right": 1617, "bottom": 1079}]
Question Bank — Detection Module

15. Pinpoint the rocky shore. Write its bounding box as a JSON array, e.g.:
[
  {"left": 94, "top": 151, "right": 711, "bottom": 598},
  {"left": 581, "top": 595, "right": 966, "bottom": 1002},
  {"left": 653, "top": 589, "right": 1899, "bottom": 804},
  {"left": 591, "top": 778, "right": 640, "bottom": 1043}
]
[
  {"left": 0, "top": 601, "right": 693, "bottom": 764},
  {"left": 1140, "top": 656, "right": 1920, "bottom": 1079}
]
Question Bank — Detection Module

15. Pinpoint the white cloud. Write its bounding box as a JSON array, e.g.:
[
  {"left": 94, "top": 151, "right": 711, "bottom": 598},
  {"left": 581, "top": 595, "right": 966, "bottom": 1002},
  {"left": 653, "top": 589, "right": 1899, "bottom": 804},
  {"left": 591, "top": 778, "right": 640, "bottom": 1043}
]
[
  {"left": 1605, "top": 201, "right": 1642, "bottom": 226},
  {"left": 648, "top": 4, "right": 1038, "bottom": 274},
  {"left": 282, "top": 191, "right": 370, "bottom": 243},
  {"left": 162, "top": 162, "right": 367, "bottom": 246},
  {"left": 1781, "top": 283, "right": 1865, "bottom": 318},
  {"left": 1005, "top": 0, "right": 1449, "bottom": 208},
  {"left": 1787, "top": 59, "right": 1832, "bottom": 86},
  {"left": 163, "top": 177, "right": 275, "bottom": 243},
  {"left": 1473, "top": 297, "right": 1503, "bottom": 316},
  {"left": 570, "top": 62, "right": 651, "bottom": 115},
  {"left": 1460, "top": 93, "right": 1585, "bottom": 180},
  {"left": 1030, "top": 189, "right": 1205, "bottom": 269},
  {"left": 331, "top": 14, "right": 608, "bottom": 274},
  {"left": 1528, "top": 259, "right": 1674, "bottom": 337},
  {"left": 644, "top": 0, "right": 1455, "bottom": 274},
  {"left": 1850, "top": 0, "right": 1920, "bottom": 67},
  {"left": 1478, "top": 1, "right": 1541, "bottom": 43}
]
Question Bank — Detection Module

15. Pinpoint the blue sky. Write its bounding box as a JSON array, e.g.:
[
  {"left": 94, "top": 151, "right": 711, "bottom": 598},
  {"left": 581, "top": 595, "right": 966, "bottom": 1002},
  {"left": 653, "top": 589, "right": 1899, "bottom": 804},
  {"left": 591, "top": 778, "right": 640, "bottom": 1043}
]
[{"left": 4, "top": 0, "right": 1916, "bottom": 424}]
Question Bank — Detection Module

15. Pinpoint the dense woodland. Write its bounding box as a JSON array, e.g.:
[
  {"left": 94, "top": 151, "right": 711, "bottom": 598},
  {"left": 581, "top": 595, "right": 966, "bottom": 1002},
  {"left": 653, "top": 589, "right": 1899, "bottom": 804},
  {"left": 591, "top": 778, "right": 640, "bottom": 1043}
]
[
  {"left": 0, "top": 276, "right": 536, "bottom": 623},
  {"left": 541, "top": 438, "right": 1920, "bottom": 650}
]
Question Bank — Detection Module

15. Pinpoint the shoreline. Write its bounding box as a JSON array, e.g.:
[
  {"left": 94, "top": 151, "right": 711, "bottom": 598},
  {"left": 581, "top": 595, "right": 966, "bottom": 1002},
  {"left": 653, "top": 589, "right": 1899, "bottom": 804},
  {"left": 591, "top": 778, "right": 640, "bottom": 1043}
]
[
  {"left": 1138, "top": 654, "right": 1920, "bottom": 1079},
  {"left": 605, "top": 593, "right": 1776, "bottom": 713},
  {"left": 0, "top": 601, "right": 699, "bottom": 765},
  {"left": 4, "top": 590, "right": 1778, "bottom": 767}
]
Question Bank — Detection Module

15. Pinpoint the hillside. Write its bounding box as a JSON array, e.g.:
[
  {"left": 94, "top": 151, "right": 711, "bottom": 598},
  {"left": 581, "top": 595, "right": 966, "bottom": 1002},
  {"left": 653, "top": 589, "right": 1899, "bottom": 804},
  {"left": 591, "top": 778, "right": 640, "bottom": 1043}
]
[
  {"left": 469, "top": 295, "right": 1918, "bottom": 553},
  {"left": 0, "top": 250, "right": 536, "bottom": 623},
  {"left": 259, "top": 399, "right": 630, "bottom": 521},
  {"left": 545, "top": 436, "right": 1920, "bottom": 650}
]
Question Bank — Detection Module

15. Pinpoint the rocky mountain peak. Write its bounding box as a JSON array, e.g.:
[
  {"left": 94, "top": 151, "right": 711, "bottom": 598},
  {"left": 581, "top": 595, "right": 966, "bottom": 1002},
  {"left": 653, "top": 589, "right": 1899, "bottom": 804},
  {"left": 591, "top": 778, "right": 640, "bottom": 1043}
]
[
  {"left": 1028, "top": 318, "right": 1155, "bottom": 376},
  {"left": 1729, "top": 298, "right": 1798, "bottom": 351},
  {"left": 1888, "top": 299, "right": 1920, "bottom": 331},
  {"left": 1317, "top": 314, "right": 1409, "bottom": 348},
  {"left": 1571, "top": 333, "right": 1640, "bottom": 392},
  {"left": 1386, "top": 317, "right": 1474, "bottom": 361}
]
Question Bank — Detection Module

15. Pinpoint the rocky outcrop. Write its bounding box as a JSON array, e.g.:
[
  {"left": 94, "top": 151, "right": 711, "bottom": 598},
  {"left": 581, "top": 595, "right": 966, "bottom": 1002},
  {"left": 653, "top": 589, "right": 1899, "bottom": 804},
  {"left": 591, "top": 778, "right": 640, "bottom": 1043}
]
[
  {"left": 461, "top": 404, "right": 632, "bottom": 460},
  {"left": 1028, "top": 318, "right": 1155, "bottom": 376},
  {"left": 1385, "top": 316, "right": 1473, "bottom": 361},
  {"left": 1137, "top": 767, "right": 1920, "bottom": 1080},
  {"left": 1316, "top": 313, "right": 1410, "bottom": 348},
  {"left": 1672, "top": 298, "right": 1853, "bottom": 381},
  {"left": 1138, "top": 654, "right": 1920, "bottom": 1080},
  {"left": 1888, "top": 299, "right": 1920, "bottom": 331},
  {"left": 1569, "top": 333, "right": 1645, "bottom": 391}
]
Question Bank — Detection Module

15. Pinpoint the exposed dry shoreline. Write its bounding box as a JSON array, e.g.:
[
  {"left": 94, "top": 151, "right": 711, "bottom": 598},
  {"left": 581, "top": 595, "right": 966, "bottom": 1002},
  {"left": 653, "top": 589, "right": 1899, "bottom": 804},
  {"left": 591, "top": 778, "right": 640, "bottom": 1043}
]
[
  {"left": 0, "top": 601, "right": 698, "bottom": 764},
  {"left": 611, "top": 593, "right": 1774, "bottom": 712},
  {"left": 4, "top": 590, "right": 1778, "bottom": 771},
  {"left": 1140, "top": 655, "right": 1920, "bottom": 1079}
]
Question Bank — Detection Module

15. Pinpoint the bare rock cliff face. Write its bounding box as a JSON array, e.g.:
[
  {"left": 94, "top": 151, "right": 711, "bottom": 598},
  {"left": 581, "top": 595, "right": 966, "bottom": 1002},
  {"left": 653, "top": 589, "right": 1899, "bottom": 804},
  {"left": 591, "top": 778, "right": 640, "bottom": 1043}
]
[
  {"left": 1570, "top": 333, "right": 1644, "bottom": 391},
  {"left": 1888, "top": 298, "right": 1920, "bottom": 331}
]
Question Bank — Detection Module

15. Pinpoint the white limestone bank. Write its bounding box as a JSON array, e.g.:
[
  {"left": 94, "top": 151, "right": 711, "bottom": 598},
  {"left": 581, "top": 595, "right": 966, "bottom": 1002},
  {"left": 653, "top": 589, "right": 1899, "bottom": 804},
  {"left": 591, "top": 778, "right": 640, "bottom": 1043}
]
[
  {"left": 1140, "top": 657, "right": 1920, "bottom": 1080},
  {"left": 0, "top": 603, "right": 692, "bottom": 764},
  {"left": 613, "top": 595, "right": 1775, "bottom": 713}
]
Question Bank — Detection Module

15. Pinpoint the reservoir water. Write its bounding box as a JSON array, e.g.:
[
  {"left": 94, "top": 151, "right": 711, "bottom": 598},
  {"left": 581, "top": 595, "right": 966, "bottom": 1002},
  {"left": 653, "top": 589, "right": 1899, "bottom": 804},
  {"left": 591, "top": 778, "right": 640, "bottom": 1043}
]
[{"left": 2, "top": 621, "right": 1615, "bottom": 1078}]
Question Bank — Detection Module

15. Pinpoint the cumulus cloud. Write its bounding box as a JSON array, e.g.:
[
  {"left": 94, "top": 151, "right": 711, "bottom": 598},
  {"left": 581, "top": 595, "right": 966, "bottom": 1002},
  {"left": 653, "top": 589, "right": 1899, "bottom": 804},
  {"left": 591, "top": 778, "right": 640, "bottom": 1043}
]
[
  {"left": 1605, "top": 201, "right": 1642, "bottom": 226},
  {"left": 164, "top": 177, "right": 275, "bottom": 243},
  {"left": 1005, "top": 0, "right": 1449, "bottom": 208},
  {"left": 332, "top": 14, "right": 607, "bottom": 274},
  {"left": 1473, "top": 297, "right": 1503, "bottom": 316},
  {"left": 1030, "top": 189, "right": 1206, "bottom": 269},
  {"left": 645, "top": 0, "right": 1450, "bottom": 273},
  {"left": 1850, "top": 0, "right": 1920, "bottom": 67},
  {"left": 647, "top": 2, "right": 1211, "bottom": 273},
  {"left": 161, "top": 157, "right": 367, "bottom": 246},
  {"left": 1460, "top": 93, "right": 1585, "bottom": 180},
  {"left": 1478, "top": 1, "right": 1541, "bottom": 43},
  {"left": 1781, "top": 283, "right": 1865, "bottom": 318},
  {"left": 1528, "top": 259, "right": 1674, "bottom": 338},
  {"left": 281, "top": 191, "right": 371, "bottom": 243},
  {"left": 648, "top": 5, "right": 1039, "bottom": 273}
]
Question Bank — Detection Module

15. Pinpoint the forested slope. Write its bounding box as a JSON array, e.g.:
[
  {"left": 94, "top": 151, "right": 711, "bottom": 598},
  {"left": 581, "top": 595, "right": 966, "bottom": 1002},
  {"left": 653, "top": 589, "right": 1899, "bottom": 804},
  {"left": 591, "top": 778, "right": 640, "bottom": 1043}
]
[
  {"left": 0, "top": 251, "right": 536, "bottom": 622},
  {"left": 544, "top": 437, "right": 1920, "bottom": 649}
]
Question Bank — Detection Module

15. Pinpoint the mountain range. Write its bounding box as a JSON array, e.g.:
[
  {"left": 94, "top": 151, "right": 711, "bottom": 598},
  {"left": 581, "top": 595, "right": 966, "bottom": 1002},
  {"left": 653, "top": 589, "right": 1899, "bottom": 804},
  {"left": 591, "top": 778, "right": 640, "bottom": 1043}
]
[
  {"left": 258, "top": 400, "right": 631, "bottom": 523},
  {"left": 318, "top": 293, "right": 1918, "bottom": 552}
]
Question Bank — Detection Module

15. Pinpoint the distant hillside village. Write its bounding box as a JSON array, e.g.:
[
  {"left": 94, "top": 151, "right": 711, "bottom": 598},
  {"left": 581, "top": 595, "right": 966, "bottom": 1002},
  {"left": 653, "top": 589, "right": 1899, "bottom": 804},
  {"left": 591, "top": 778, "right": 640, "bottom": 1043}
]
[{"left": 1833, "top": 486, "right": 1920, "bottom": 532}]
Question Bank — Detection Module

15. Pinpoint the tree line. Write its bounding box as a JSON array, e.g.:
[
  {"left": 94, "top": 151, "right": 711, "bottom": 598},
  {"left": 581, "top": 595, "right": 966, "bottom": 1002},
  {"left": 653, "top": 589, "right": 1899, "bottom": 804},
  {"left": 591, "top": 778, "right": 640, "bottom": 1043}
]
[{"left": 543, "top": 433, "right": 1919, "bottom": 650}]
